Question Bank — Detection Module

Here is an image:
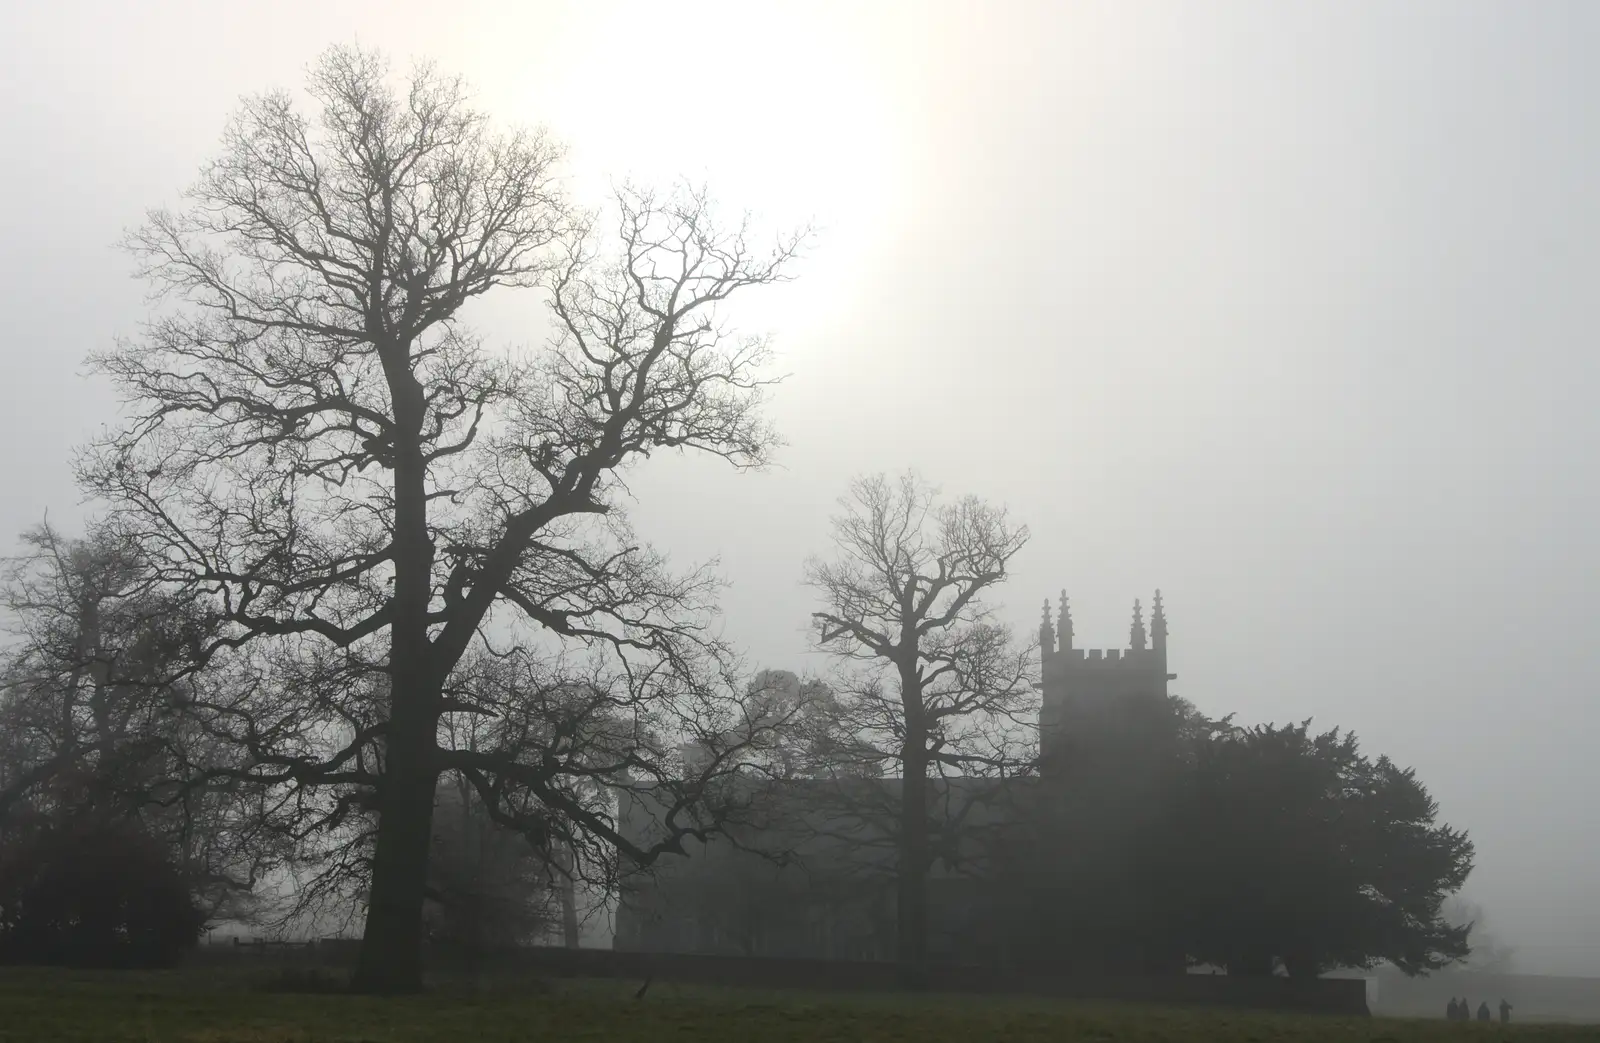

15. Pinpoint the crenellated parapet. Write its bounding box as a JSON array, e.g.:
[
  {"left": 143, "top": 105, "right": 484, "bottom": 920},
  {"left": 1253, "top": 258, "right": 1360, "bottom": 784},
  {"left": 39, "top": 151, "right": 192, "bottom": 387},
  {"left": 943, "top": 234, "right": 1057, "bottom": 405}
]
[{"left": 1057, "top": 646, "right": 1165, "bottom": 665}]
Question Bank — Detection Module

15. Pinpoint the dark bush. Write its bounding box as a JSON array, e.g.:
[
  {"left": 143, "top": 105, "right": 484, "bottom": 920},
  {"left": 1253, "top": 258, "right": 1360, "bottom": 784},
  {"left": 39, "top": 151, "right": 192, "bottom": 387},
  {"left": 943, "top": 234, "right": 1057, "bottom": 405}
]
[{"left": 0, "top": 816, "right": 206, "bottom": 968}]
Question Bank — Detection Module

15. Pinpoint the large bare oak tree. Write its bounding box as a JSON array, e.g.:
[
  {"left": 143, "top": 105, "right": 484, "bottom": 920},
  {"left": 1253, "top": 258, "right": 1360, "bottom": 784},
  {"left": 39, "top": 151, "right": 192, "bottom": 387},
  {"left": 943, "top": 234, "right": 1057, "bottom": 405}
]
[
  {"left": 804, "top": 472, "right": 1035, "bottom": 975},
  {"left": 79, "top": 46, "right": 808, "bottom": 992}
]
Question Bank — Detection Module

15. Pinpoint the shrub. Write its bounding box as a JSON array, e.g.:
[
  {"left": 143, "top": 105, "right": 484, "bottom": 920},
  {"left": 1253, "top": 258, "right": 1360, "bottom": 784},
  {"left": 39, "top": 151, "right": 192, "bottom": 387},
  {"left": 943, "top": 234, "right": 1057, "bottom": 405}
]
[{"left": 0, "top": 816, "right": 206, "bottom": 968}]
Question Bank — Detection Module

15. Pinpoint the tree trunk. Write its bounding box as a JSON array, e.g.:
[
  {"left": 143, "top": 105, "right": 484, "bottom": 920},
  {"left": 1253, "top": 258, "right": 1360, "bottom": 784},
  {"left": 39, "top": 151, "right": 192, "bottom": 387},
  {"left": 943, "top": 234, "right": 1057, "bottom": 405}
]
[
  {"left": 896, "top": 690, "right": 930, "bottom": 985},
  {"left": 352, "top": 420, "right": 440, "bottom": 995},
  {"left": 1281, "top": 953, "right": 1320, "bottom": 979},
  {"left": 351, "top": 670, "right": 440, "bottom": 993},
  {"left": 558, "top": 841, "right": 580, "bottom": 948},
  {"left": 1227, "top": 952, "right": 1276, "bottom": 977}
]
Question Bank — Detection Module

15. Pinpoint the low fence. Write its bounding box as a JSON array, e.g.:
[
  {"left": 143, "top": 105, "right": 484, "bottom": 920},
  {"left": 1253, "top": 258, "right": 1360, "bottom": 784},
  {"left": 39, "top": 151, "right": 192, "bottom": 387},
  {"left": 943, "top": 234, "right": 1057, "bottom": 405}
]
[
  {"left": 192, "top": 940, "right": 1369, "bottom": 1016},
  {"left": 522, "top": 947, "right": 1368, "bottom": 1016},
  {"left": 191, "top": 937, "right": 352, "bottom": 967}
]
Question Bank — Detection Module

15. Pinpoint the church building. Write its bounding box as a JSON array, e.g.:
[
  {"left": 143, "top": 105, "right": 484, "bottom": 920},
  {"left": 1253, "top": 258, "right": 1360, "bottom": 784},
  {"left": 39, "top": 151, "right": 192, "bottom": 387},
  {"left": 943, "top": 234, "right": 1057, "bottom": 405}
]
[{"left": 612, "top": 591, "right": 1179, "bottom": 965}]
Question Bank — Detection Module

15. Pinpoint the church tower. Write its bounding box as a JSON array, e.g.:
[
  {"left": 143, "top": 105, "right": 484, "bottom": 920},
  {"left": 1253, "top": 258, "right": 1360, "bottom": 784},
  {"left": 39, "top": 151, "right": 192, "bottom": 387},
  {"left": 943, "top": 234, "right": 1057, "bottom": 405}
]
[{"left": 1038, "top": 590, "right": 1176, "bottom": 773}]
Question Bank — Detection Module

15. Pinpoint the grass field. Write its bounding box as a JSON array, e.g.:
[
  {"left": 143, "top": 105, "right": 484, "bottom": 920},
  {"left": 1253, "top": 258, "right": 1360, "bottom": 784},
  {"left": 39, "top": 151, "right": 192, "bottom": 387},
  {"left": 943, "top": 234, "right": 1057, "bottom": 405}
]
[{"left": 0, "top": 967, "right": 1590, "bottom": 1042}]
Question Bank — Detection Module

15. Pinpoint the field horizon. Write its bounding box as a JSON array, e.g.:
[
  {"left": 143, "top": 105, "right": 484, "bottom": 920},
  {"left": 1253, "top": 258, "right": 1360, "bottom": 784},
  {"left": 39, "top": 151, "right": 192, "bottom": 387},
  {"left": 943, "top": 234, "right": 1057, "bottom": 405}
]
[{"left": 1, "top": 966, "right": 1593, "bottom": 1042}]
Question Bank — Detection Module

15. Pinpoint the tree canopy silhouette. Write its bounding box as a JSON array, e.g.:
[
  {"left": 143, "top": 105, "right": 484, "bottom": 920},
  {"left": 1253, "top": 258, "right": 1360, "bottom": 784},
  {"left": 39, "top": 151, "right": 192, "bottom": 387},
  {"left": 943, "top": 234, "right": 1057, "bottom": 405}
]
[
  {"left": 0, "top": 524, "right": 273, "bottom": 924},
  {"left": 1171, "top": 719, "right": 1473, "bottom": 977},
  {"left": 0, "top": 813, "right": 206, "bottom": 969}
]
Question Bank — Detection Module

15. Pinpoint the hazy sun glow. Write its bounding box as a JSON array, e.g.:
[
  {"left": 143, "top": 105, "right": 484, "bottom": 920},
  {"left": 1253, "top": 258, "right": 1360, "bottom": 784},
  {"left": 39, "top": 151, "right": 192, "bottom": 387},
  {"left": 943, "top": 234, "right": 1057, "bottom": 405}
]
[{"left": 456, "top": 2, "right": 907, "bottom": 336}]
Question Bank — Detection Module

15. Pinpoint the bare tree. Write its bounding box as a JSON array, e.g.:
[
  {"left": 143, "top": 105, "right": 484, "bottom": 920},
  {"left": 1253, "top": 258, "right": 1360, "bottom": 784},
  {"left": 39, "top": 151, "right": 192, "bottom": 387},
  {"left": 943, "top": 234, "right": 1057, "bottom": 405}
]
[
  {"left": 0, "top": 523, "right": 280, "bottom": 923},
  {"left": 0, "top": 524, "right": 177, "bottom": 820},
  {"left": 79, "top": 45, "right": 809, "bottom": 993},
  {"left": 1441, "top": 896, "right": 1518, "bottom": 973},
  {"left": 803, "top": 472, "right": 1036, "bottom": 975},
  {"left": 425, "top": 769, "right": 555, "bottom": 972}
]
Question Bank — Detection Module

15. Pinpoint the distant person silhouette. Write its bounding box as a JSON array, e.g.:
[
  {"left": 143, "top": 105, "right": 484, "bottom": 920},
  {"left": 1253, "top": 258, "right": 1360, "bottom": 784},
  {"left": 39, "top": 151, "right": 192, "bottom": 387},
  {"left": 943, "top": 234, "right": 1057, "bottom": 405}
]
[
  {"left": 1477, "top": 1000, "right": 1492, "bottom": 1022},
  {"left": 1499, "top": 998, "right": 1512, "bottom": 1023},
  {"left": 1446, "top": 997, "right": 1460, "bottom": 1020}
]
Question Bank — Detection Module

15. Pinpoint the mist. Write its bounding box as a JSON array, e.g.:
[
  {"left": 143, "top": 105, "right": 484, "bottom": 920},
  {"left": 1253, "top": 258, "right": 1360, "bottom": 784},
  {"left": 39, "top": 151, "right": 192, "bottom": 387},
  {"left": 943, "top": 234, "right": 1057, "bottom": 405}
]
[{"left": 1, "top": 0, "right": 1596, "bottom": 978}]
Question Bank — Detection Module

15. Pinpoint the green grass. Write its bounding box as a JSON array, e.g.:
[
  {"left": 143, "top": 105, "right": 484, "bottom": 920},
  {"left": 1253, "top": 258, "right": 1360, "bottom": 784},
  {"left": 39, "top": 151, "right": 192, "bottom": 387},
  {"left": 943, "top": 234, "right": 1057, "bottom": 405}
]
[{"left": 0, "top": 967, "right": 1587, "bottom": 1042}]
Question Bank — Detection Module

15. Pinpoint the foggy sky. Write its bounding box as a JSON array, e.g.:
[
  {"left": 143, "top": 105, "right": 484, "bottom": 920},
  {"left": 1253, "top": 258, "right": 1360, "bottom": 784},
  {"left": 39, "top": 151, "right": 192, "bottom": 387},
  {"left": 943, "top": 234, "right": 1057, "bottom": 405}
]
[{"left": 2, "top": 0, "right": 1596, "bottom": 975}]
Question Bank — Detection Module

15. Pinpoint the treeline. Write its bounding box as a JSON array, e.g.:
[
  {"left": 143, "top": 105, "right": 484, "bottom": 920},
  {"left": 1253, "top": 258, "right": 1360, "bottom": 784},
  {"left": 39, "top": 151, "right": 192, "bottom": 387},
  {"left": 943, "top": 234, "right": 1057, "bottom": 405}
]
[{"left": 632, "top": 673, "right": 1474, "bottom": 979}]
